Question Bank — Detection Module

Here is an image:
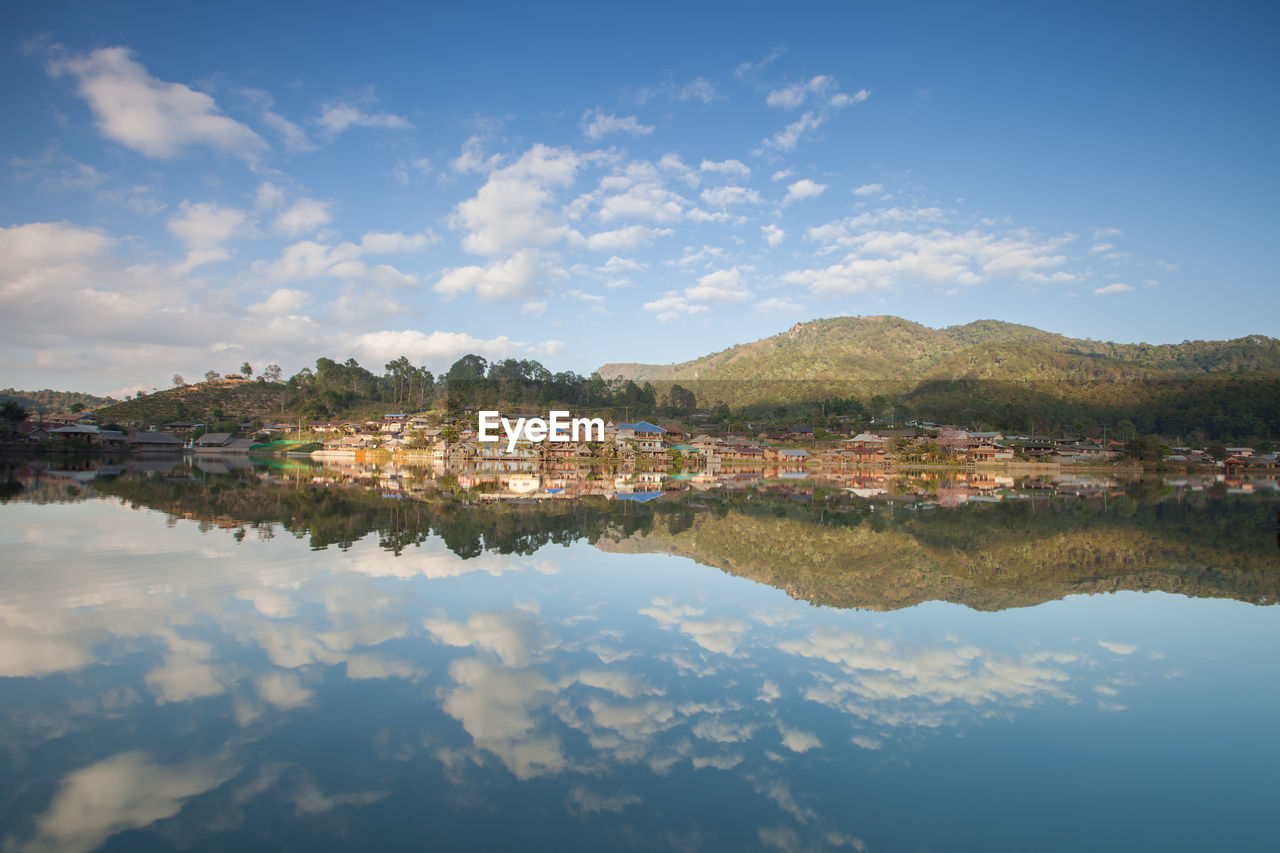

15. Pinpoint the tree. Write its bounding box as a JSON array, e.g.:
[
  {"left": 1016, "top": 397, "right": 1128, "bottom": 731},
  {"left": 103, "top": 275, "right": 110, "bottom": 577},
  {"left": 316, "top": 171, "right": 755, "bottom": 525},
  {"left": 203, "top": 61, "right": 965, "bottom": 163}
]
[
  {"left": 240, "top": 362, "right": 254, "bottom": 379},
  {"left": 70, "top": 402, "right": 85, "bottom": 413},
  {"left": 1205, "top": 443, "right": 1229, "bottom": 461},
  {"left": 204, "top": 370, "right": 221, "bottom": 383},
  {"left": 261, "top": 364, "right": 283, "bottom": 383},
  {"left": 1, "top": 400, "right": 29, "bottom": 430},
  {"left": 172, "top": 374, "right": 186, "bottom": 387}
]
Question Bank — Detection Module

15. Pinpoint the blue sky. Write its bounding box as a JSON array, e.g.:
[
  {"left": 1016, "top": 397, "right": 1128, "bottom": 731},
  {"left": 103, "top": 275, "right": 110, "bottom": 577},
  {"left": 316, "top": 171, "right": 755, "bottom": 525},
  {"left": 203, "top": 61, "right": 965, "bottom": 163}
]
[{"left": 2, "top": 1, "right": 1276, "bottom": 396}]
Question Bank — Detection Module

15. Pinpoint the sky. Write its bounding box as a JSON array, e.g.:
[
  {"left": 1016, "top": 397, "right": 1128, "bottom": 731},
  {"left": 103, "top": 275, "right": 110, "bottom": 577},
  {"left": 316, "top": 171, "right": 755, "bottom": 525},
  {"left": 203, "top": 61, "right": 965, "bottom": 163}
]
[{"left": 1, "top": 0, "right": 1277, "bottom": 397}]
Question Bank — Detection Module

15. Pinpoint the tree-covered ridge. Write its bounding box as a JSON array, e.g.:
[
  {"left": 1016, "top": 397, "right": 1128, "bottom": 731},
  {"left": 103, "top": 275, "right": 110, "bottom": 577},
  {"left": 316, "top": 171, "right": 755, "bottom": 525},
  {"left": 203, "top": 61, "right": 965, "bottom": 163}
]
[
  {"left": 1, "top": 388, "right": 116, "bottom": 413},
  {"left": 19, "top": 467, "right": 1279, "bottom": 613}
]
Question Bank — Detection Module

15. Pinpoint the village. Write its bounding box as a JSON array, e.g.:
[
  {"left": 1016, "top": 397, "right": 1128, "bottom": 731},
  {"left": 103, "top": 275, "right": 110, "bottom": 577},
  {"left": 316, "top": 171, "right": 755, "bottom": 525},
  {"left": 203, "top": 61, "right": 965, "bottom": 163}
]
[{"left": 6, "top": 405, "right": 1277, "bottom": 503}]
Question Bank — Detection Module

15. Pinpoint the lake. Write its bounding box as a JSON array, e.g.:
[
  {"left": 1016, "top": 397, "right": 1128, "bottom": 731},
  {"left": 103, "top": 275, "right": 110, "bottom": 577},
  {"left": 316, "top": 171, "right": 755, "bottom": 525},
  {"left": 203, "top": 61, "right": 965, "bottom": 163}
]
[{"left": 2, "top": 455, "right": 1278, "bottom": 851}]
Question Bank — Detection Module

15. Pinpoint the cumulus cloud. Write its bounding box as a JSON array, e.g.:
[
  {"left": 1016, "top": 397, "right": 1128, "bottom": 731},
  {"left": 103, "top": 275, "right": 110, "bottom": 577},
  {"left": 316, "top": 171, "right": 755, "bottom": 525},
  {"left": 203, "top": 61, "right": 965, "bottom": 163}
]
[
  {"left": 434, "top": 249, "right": 545, "bottom": 302},
  {"left": 581, "top": 109, "right": 654, "bottom": 141},
  {"left": 700, "top": 185, "right": 762, "bottom": 208},
  {"left": 686, "top": 268, "right": 750, "bottom": 303},
  {"left": 273, "top": 198, "right": 333, "bottom": 237},
  {"left": 762, "top": 224, "right": 786, "bottom": 247},
  {"left": 783, "top": 178, "right": 827, "bottom": 205},
  {"left": 700, "top": 159, "right": 751, "bottom": 179},
  {"left": 642, "top": 293, "right": 708, "bottom": 323},
  {"left": 14, "top": 752, "right": 235, "bottom": 853},
  {"left": 344, "top": 329, "right": 546, "bottom": 369},
  {"left": 166, "top": 201, "right": 246, "bottom": 269},
  {"left": 453, "top": 144, "right": 582, "bottom": 254},
  {"left": 248, "top": 288, "right": 310, "bottom": 316},
  {"left": 852, "top": 183, "right": 885, "bottom": 197},
  {"left": 48, "top": 47, "right": 267, "bottom": 160}
]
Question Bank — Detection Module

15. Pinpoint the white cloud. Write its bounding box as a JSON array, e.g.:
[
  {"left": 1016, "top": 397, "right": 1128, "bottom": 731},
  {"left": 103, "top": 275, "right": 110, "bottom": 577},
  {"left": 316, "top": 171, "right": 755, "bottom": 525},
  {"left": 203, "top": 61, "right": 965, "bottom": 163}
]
[
  {"left": 360, "top": 230, "right": 436, "bottom": 253},
  {"left": 791, "top": 210, "right": 1075, "bottom": 295},
  {"left": 686, "top": 268, "right": 749, "bottom": 303},
  {"left": 783, "top": 178, "right": 827, "bottom": 205},
  {"left": 317, "top": 102, "right": 412, "bottom": 136},
  {"left": 48, "top": 47, "right": 267, "bottom": 160},
  {"left": 585, "top": 224, "right": 672, "bottom": 251},
  {"left": 852, "top": 183, "right": 885, "bottom": 197},
  {"left": 248, "top": 288, "right": 310, "bottom": 316},
  {"left": 759, "top": 110, "right": 825, "bottom": 153},
  {"left": 642, "top": 293, "right": 708, "bottom": 323},
  {"left": 700, "top": 159, "right": 751, "bottom": 179},
  {"left": 274, "top": 198, "right": 333, "bottom": 237},
  {"left": 424, "top": 611, "right": 536, "bottom": 668},
  {"left": 434, "top": 249, "right": 544, "bottom": 302},
  {"left": 1094, "top": 283, "right": 1133, "bottom": 296},
  {"left": 344, "top": 330, "right": 531, "bottom": 368},
  {"left": 829, "top": 89, "right": 871, "bottom": 108},
  {"left": 581, "top": 109, "right": 654, "bottom": 141},
  {"left": 762, "top": 224, "right": 786, "bottom": 247},
  {"left": 166, "top": 201, "right": 246, "bottom": 269},
  {"left": 700, "top": 185, "right": 762, "bottom": 208},
  {"left": 779, "top": 726, "right": 822, "bottom": 753},
  {"left": 766, "top": 75, "right": 867, "bottom": 111},
  {"left": 1098, "top": 640, "right": 1139, "bottom": 654},
  {"left": 254, "top": 181, "right": 286, "bottom": 210},
  {"left": 14, "top": 752, "right": 235, "bottom": 853},
  {"left": 453, "top": 144, "right": 582, "bottom": 254},
  {"left": 771, "top": 169, "right": 793, "bottom": 182},
  {"left": 598, "top": 181, "right": 689, "bottom": 223},
  {"left": 676, "top": 77, "right": 720, "bottom": 103}
]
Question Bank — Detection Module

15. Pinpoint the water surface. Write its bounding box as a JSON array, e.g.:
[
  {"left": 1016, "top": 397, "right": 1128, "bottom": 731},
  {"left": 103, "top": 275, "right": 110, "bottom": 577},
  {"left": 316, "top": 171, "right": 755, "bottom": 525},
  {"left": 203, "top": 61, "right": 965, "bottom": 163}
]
[{"left": 2, "top": 458, "right": 1277, "bottom": 851}]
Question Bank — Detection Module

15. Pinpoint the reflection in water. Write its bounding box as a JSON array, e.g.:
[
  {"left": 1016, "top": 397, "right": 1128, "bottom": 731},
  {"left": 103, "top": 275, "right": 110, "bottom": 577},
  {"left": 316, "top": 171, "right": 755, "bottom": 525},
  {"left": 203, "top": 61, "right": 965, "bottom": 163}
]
[{"left": 1, "top": 458, "right": 1278, "bottom": 851}]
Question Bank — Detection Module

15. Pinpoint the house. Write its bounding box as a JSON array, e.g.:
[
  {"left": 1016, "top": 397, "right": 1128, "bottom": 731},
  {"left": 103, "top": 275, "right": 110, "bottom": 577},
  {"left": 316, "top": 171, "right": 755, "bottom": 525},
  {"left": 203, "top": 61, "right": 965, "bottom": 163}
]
[
  {"left": 15, "top": 420, "right": 51, "bottom": 442},
  {"left": 769, "top": 448, "right": 811, "bottom": 463},
  {"left": 127, "top": 430, "right": 183, "bottom": 451},
  {"left": 193, "top": 433, "right": 255, "bottom": 453},
  {"left": 615, "top": 421, "right": 666, "bottom": 453},
  {"left": 843, "top": 432, "right": 889, "bottom": 450}
]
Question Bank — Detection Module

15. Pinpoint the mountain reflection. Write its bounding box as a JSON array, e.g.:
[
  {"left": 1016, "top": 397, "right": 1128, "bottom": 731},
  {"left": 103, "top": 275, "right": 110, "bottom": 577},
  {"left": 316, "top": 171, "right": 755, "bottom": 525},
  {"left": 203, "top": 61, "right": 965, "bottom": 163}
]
[{"left": 1, "top": 463, "right": 1276, "bottom": 852}]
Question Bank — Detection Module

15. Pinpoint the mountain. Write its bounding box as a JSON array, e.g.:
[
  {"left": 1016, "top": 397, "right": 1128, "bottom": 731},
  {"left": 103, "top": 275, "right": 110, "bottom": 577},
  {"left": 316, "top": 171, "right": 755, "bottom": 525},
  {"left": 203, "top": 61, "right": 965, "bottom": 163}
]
[
  {"left": 95, "top": 381, "right": 287, "bottom": 426},
  {"left": 595, "top": 316, "right": 1280, "bottom": 430},
  {"left": 1, "top": 388, "right": 116, "bottom": 413}
]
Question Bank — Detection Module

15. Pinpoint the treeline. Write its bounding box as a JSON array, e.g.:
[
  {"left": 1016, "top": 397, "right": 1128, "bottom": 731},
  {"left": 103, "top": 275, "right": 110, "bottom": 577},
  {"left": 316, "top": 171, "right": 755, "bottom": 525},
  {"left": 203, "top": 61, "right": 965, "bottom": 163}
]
[{"left": 281, "top": 353, "right": 680, "bottom": 421}]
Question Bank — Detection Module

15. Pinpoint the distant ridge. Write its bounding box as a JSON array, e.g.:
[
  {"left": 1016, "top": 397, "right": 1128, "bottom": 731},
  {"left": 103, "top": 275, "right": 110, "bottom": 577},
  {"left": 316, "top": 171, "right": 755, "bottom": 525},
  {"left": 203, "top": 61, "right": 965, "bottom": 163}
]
[{"left": 595, "top": 315, "right": 1280, "bottom": 408}]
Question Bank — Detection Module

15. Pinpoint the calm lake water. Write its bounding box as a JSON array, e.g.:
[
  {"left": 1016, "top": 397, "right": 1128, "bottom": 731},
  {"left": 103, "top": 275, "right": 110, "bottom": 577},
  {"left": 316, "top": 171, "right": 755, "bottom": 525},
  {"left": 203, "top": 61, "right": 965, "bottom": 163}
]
[{"left": 2, "top": 457, "right": 1278, "bottom": 852}]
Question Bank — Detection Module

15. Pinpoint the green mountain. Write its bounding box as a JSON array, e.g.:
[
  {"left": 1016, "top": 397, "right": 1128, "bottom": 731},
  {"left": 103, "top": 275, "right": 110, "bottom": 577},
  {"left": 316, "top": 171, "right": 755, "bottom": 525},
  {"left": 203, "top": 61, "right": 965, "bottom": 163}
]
[
  {"left": 1, "top": 388, "right": 116, "bottom": 414},
  {"left": 598, "top": 316, "right": 1280, "bottom": 389},
  {"left": 595, "top": 316, "right": 1280, "bottom": 437}
]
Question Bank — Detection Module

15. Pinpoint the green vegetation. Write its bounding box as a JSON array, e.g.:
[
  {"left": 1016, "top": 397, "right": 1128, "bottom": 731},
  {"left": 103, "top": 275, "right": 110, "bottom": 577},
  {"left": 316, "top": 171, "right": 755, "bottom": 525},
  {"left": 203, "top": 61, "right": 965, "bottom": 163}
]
[
  {"left": 596, "top": 316, "right": 1280, "bottom": 441},
  {"left": 1, "top": 388, "right": 116, "bottom": 413},
  {"left": 96, "top": 381, "right": 287, "bottom": 426}
]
